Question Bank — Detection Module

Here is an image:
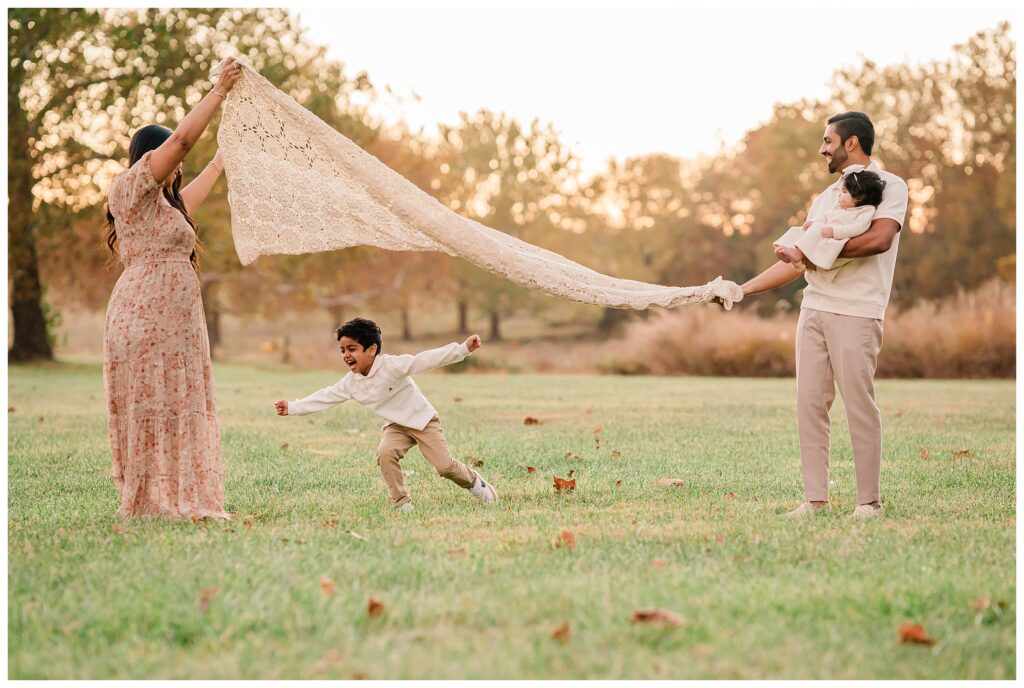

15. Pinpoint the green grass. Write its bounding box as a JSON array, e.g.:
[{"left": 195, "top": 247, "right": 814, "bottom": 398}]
[{"left": 7, "top": 362, "right": 1015, "bottom": 679}]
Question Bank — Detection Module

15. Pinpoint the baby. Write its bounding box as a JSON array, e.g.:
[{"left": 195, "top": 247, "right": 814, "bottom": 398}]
[{"left": 774, "top": 167, "right": 887, "bottom": 277}]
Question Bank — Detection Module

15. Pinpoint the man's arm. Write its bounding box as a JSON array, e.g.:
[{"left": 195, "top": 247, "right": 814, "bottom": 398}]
[
  {"left": 838, "top": 218, "right": 901, "bottom": 258},
  {"left": 741, "top": 260, "right": 803, "bottom": 296}
]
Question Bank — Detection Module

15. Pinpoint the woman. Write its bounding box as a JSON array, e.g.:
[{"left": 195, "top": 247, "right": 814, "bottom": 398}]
[{"left": 104, "top": 57, "right": 242, "bottom": 519}]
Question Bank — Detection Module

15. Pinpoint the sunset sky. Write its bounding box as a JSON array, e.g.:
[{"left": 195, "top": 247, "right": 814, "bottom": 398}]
[{"left": 296, "top": 7, "right": 1013, "bottom": 175}]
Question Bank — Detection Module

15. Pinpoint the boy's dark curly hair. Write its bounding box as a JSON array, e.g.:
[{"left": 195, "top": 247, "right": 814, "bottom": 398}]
[
  {"left": 336, "top": 317, "right": 382, "bottom": 354},
  {"left": 843, "top": 170, "right": 886, "bottom": 208}
]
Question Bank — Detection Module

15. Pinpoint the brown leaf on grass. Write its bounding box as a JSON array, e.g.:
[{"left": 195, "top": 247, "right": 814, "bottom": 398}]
[
  {"left": 468, "top": 455, "right": 484, "bottom": 468},
  {"left": 111, "top": 523, "right": 127, "bottom": 534},
  {"left": 615, "top": 480, "right": 622, "bottom": 488},
  {"left": 919, "top": 448, "right": 930, "bottom": 460},
  {"left": 322, "top": 514, "right": 338, "bottom": 528},
  {"left": 526, "top": 466, "right": 537, "bottom": 474},
  {"left": 611, "top": 450, "right": 622, "bottom": 459},
  {"left": 524, "top": 416, "right": 542, "bottom": 425},
  {"left": 567, "top": 469, "right": 575, "bottom": 478},
  {"left": 970, "top": 598, "right": 1007, "bottom": 611},
  {"left": 352, "top": 672, "right": 368, "bottom": 680},
  {"left": 347, "top": 530, "right": 368, "bottom": 542},
  {"left": 367, "top": 597, "right": 385, "bottom": 617},
  {"left": 198, "top": 587, "right": 219, "bottom": 613},
  {"left": 389, "top": 513, "right": 400, "bottom": 520},
  {"left": 651, "top": 559, "right": 668, "bottom": 569},
  {"left": 593, "top": 425, "right": 602, "bottom": 435},
  {"left": 36, "top": 416, "right": 44, "bottom": 423},
  {"left": 898, "top": 623, "right": 936, "bottom": 645},
  {"left": 551, "top": 621, "right": 571, "bottom": 645},
  {"left": 280, "top": 442, "right": 289, "bottom": 450},
  {"left": 242, "top": 514, "right": 257, "bottom": 527},
  {"left": 631, "top": 608, "right": 683, "bottom": 627},
  {"left": 314, "top": 650, "right": 343, "bottom": 673},
  {"left": 447, "top": 546, "right": 467, "bottom": 556},
  {"left": 656, "top": 478, "right": 685, "bottom": 488},
  {"left": 724, "top": 492, "right": 737, "bottom": 501},
  {"left": 453, "top": 397, "right": 463, "bottom": 402},
  {"left": 556, "top": 530, "right": 576, "bottom": 549},
  {"left": 952, "top": 448, "right": 973, "bottom": 458},
  {"left": 7, "top": 407, "right": 14, "bottom": 413},
  {"left": 553, "top": 476, "right": 576, "bottom": 493},
  {"left": 319, "top": 576, "right": 337, "bottom": 596}
]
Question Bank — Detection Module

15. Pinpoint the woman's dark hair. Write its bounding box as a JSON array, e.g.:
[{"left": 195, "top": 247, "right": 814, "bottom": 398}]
[
  {"left": 827, "top": 111, "right": 875, "bottom": 156},
  {"left": 336, "top": 317, "right": 382, "bottom": 354},
  {"left": 105, "top": 124, "right": 200, "bottom": 270},
  {"left": 843, "top": 170, "right": 886, "bottom": 208}
]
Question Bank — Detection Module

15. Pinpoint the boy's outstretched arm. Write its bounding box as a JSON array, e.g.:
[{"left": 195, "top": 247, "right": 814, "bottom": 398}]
[
  {"left": 275, "top": 380, "right": 351, "bottom": 416},
  {"left": 391, "top": 335, "right": 482, "bottom": 377}
]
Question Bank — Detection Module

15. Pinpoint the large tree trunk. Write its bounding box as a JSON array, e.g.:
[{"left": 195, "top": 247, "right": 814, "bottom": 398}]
[
  {"left": 457, "top": 300, "right": 469, "bottom": 334},
  {"left": 201, "top": 275, "right": 222, "bottom": 360},
  {"left": 489, "top": 310, "right": 502, "bottom": 341},
  {"left": 7, "top": 101, "right": 53, "bottom": 362}
]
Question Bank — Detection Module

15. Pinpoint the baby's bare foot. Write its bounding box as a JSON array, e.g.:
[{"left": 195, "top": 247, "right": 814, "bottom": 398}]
[{"left": 777, "top": 245, "right": 804, "bottom": 264}]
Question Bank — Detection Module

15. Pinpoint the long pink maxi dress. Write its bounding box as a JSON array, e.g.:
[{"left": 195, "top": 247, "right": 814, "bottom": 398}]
[{"left": 103, "top": 150, "right": 229, "bottom": 519}]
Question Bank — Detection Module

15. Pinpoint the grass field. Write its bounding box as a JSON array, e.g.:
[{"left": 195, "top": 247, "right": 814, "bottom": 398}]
[{"left": 6, "top": 362, "right": 1016, "bottom": 679}]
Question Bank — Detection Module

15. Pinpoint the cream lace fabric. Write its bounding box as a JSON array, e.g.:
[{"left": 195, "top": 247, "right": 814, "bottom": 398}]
[{"left": 215, "top": 62, "right": 744, "bottom": 310}]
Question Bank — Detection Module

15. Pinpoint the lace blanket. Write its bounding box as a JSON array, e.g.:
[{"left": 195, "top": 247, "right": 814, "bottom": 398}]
[{"left": 215, "top": 62, "right": 744, "bottom": 310}]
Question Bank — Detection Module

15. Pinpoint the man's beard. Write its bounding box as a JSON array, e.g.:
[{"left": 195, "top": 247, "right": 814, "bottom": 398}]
[{"left": 826, "top": 146, "right": 848, "bottom": 174}]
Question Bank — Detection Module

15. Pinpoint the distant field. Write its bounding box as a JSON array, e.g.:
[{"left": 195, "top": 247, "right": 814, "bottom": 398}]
[{"left": 7, "top": 363, "right": 1015, "bottom": 679}]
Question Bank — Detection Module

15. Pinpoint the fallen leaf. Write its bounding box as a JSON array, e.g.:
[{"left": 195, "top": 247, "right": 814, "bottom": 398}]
[
  {"left": 447, "top": 546, "right": 467, "bottom": 556},
  {"left": 352, "top": 672, "right": 368, "bottom": 680},
  {"left": 453, "top": 397, "right": 463, "bottom": 402},
  {"left": 526, "top": 466, "right": 537, "bottom": 474},
  {"left": 952, "top": 448, "right": 973, "bottom": 458},
  {"left": 657, "top": 478, "right": 686, "bottom": 488},
  {"left": 651, "top": 559, "right": 668, "bottom": 569},
  {"left": 557, "top": 530, "right": 576, "bottom": 549},
  {"left": 553, "top": 476, "right": 576, "bottom": 493},
  {"left": 319, "top": 576, "right": 337, "bottom": 596},
  {"left": 714, "top": 534, "right": 725, "bottom": 544},
  {"left": 347, "top": 530, "right": 368, "bottom": 542},
  {"left": 314, "top": 650, "right": 343, "bottom": 673},
  {"left": 615, "top": 480, "right": 622, "bottom": 488},
  {"left": 36, "top": 416, "right": 44, "bottom": 423},
  {"left": 898, "top": 623, "right": 936, "bottom": 645},
  {"left": 524, "top": 416, "right": 542, "bottom": 425},
  {"left": 198, "top": 587, "right": 218, "bottom": 613},
  {"left": 567, "top": 469, "right": 575, "bottom": 478},
  {"left": 111, "top": 523, "right": 127, "bottom": 534},
  {"left": 631, "top": 608, "right": 683, "bottom": 627},
  {"left": 7, "top": 407, "right": 14, "bottom": 413},
  {"left": 970, "top": 598, "right": 1007, "bottom": 611},
  {"left": 322, "top": 514, "right": 338, "bottom": 528},
  {"left": 725, "top": 492, "right": 737, "bottom": 501},
  {"left": 468, "top": 455, "right": 484, "bottom": 467},
  {"left": 280, "top": 442, "right": 289, "bottom": 450},
  {"left": 389, "top": 513, "right": 400, "bottom": 520},
  {"left": 611, "top": 450, "right": 622, "bottom": 459},
  {"left": 367, "top": 597, "right": 385, "bottom": 617},
  {"left": 919, "top": 448, "right": 930, "bottom": 460},
  {"left": 593, "top": 425, "right": 601, "bottom": 434},
  {"left": 242, "top": 514, "right": 257, "bottom": 527},
  {"left": 60, "top": 619, "right": 83, "bottom": 636},
  {"left": 551, "top": 621, "right": 571, "bottom": 644}
]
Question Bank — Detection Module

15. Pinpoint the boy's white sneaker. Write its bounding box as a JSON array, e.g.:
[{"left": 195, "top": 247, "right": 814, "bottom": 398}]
[
  {"left": 468, "top": 472, "right": 498, "bottom": 504},
  {"left": 395, "top": 502, "right": 414, "bottom": 513}
]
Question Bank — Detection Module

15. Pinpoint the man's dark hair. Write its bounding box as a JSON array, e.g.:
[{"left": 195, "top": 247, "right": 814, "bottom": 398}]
[
  {"left": 827, "top": 111, "right": 875, "bottom": 155},
  {"left": 843, "top": 170, "right": 886, "bottom": 208},
  {"left": 336, "top": 317, "right": 382, "bottom": 353}
]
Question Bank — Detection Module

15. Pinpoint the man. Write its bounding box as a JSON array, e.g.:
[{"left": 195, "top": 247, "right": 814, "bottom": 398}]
[{"left": 740, "top": 111, "right": 908, "bottom": 518}]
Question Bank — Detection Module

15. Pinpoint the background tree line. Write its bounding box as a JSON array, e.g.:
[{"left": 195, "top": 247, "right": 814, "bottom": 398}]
[{"left": 8, "top": 9, "right": 1015, "bottom": 361}]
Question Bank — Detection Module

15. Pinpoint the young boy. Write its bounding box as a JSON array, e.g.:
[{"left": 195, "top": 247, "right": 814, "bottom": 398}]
[{"left": 274, "top": 318, "right": 498, "bottom": 512}]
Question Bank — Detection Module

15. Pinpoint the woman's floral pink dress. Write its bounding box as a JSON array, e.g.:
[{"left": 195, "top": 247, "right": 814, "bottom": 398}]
[{"left": 104, "top": 151, "right": 229, "bottom": 519}]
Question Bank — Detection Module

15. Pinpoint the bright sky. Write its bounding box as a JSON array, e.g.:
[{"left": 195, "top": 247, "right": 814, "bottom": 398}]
[{"left": 296, "top": 8, "right": 1014, "bottom": 175}]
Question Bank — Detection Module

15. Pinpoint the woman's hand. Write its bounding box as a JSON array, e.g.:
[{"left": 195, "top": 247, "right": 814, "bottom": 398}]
[
  {"left": 274, "top": 400, "right": 289, "bottom": 416},
  {"left": 464, "top": 334, "right": 482, "bottom": 352},
  {"left": 214, "top": 57, "right": 243, "bottom": 96}
]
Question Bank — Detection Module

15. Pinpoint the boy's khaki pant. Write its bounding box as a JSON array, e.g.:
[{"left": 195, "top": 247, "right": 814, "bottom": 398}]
[
  {"left": 375, "top": 416, "right": 476, "bottom": 506},
  {"left": 796, "top": 308, "right": 883, "bottom": 505}
]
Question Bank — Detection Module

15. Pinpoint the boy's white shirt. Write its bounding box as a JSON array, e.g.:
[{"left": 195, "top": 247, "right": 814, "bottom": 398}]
[{"left": 287, "top": 342, "right": 470, "bottom": 430}]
